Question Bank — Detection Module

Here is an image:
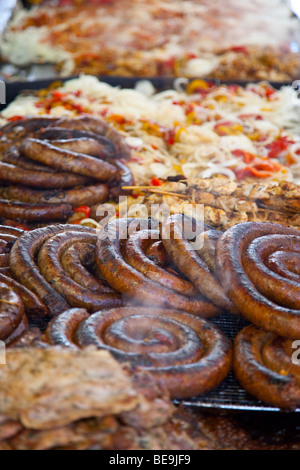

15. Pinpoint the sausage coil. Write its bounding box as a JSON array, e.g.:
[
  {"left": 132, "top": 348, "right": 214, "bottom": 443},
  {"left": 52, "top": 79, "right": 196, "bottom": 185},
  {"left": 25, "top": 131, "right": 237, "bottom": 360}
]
[
  {"left": 45, "top": 306, "right": 232, "bottom": 399},
  {"left": 234, "top": 324, "right": 300, "bottom": 409},
  {"left": 21, "top": 139, "right": 118, "bottom": 182},
  {"left": 9, "top": 224, "right": 121, "bottom": 316},
  {"left": 215, "top": 222, "right": 300, "bottom": 339},
  {"left": 96, "top": 218, "right": 220, "bottom": 317},
  {"left": 0, "top": 115, "right": 133, "bottom": 225},
  {"left": 0, "top": 225, "right": 24, "bottom": 267},
  {"left": 0, "top": 199, "right": 73, "bottom": 223},
  {"left": 0, "top": 282, "right": 25, "bottom": 341},
  {"left": 162, "top": 214, "right": 235, "bottom": 313}
]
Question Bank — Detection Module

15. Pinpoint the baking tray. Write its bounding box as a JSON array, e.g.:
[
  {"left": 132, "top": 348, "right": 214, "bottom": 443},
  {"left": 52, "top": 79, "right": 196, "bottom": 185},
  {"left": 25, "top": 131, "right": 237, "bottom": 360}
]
[
  {"left": 0, "top": 75, "right": 298, "bottom": 413},
  {"left": 0, "top": 75, "right": 293, "bottom": 112}
]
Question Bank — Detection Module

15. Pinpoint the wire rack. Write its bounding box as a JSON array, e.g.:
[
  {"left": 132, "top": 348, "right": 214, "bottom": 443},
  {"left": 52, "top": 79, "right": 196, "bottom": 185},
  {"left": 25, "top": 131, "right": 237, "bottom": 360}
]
[{"left": 177, "top": 313, "right": 300, "bottom": 413}]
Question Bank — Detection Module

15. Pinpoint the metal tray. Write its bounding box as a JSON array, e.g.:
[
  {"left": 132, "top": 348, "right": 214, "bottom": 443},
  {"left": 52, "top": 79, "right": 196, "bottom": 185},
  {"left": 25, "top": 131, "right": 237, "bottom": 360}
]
[
  {"left": 0, "top": 75, "right": 292, "bottom": 112},
  {"left": 0, "top": 76, "right": 298, "bottom": 413}
]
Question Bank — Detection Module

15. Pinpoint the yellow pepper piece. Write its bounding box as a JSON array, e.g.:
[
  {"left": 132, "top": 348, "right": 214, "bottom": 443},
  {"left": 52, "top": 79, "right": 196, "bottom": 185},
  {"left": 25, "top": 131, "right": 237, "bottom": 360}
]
[
  {"left": 217, "top": 124, "right": 243, "bottom": 135},
  {"left": 173, "top": 164, "right": 182, "bottom": 172},
  {"left": 186, "top": 79, "right": 210, "bottom": 94},
  {"left": 248, "top": 131, "right": 262, "bottom": 141},
  {"left": 214, "top": 95, "right": 228, "bottom": 103},
  {"left": 141, "top": 121, "right": 162, "bottom": 137},
  {"left": 174, "top": 127, "right": 186, "bottom": 142}
]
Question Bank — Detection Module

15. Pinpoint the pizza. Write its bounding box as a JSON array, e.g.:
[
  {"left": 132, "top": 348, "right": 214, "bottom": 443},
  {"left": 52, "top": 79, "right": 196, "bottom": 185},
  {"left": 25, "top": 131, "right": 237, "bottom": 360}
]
[{"left": 1, "top": 0, "right": 299, "bottom": 80}]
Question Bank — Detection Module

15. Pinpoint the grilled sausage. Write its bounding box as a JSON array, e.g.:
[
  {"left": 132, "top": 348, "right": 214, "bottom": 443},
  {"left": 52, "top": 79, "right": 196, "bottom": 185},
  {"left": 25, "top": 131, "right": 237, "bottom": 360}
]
[
  {"left": 0, "top": 282, "right": 24, "bottom": 341},
  {"left": 9, "top": 224, "right": 121, "bottom": 316},
  {"left": 45, "top": 308, "right": 90, "bottom": 350},
  {"left": 49, "top": 115, "right": 131, "bottom": 160},
  {"left": 96, "top": 218, "right": 220, "bottom": 317},
  {"left": 234, "top": 324, "right": 300, "bottom": 409},
  {"left": 0, "top": 159, "right": 92, "bottom": 189},
  {"left": 0, "top": 272, "right": 47, "bottom": 319},
  {"left": 37, "top": 231, "right": 121, "bottom": 312},
  {"left": 0, "top": 225, "right": 24, "bottom": 267},
  {"left": 38, "top": 128, "right": 117, "bottom": 158},
  {"left": 162, "top": 214, "right": 235, "bottom": 313},
  {"left": 21, "top": 138, "right": 117, "bottom": 181},
  {"left": 0, "top": 183, "right": 109, "bottom": 207},
  {"left": 0, "top": 116, "right": 60, "bottom": 141},
  {"left": 215, "top": 222, "right": 300, "bottom": 339},
  {"left": 0, "top": 199, "right": 73, "bottom": 222},
  {"left": 78, "top": 307, "right": 231, "bottom": 399},
  {"left": 9, "top": 225, "right": 96, "bottom": 316},
  {"left": 123, "top": 229, "right": 197, "bottom": 297}
]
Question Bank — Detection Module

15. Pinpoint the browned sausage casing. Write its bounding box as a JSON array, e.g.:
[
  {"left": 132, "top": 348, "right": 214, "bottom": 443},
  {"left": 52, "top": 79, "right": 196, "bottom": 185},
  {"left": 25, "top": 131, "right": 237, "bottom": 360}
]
[
  {"left": 0, "top": 272, "right": 47, "bottom": 319},
  {"left": 96, "top": 218, "right": 220, "bottom": 317},
  {"left": 215, "top": 222, "right": 300, "bottom": 339},
  {"left": 162, "top": 214, "right": 235, "bottom": 313},
  {"left": 21, "top": 138, "right": 117, "bottom": 182},
  {"left": 0, "top": 160, "right": 92, "bottom": 189},
  {"left": 234, "top": 324, "right": 300, "bottom": 409},
  {"left": 37, "top": 231, "right": 121, "bottom": 312},
  {"left": 0, "top": 183, "right": 109, "bottom": 208},
  {"left": 45, "top": 306, "right": 232, "bottom": 399},
  {"left": 9, "top": 224, "right": 121, "bottom": 316},
  {"left": 9, "top": 224, "right": 97, "bottom": 316},
  {"left": 0, "top": 199, "right": 73, "bottom": 222},
  {"left": 0, "top": 225, "right": 24, "bottom": 267},
  {"left": 49, "top": 116, "right": 131, "bottom": 160},
  {"left": 45, "top": 308, "right": 90, "bottom": 350},
  {"left": 0, "top": 282, "right": 24, "bottom": 341}
]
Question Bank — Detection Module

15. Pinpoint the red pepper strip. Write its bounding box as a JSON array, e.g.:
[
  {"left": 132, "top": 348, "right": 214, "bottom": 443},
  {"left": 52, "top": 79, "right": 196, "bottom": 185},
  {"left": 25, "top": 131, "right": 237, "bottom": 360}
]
[
  {"left": 150, "top": 177, "right": 163, "bottom": 186},
  {"left": 234, "top": 160, "right": 282, "bottom": 180},
  {"left": 7, "top": 116, "right": 25, "bottom": 122},
  {"left": 51, "top": 90, "right": 66, "bottom": 100},
  {"left": 164, "top": 128, "right": 176, "bottom": 146},
  {"left": 227, "top": 85, "right": 240, "bottom": 93},
  {"left": 234, "top": 167, "right": 273, "bottom": 180},
  {"left": 267, "top": 136, "right": 295, "bottom": 159},
  {"left": 230, "top": 46, "right": 249, "bottom": 54},
  {"left": 73, "top": 206, "right": 91, "bottom": 218},
  {"left": 265, "top": 87, "right": 276, "bottom": 99},
  {"left": 238, "top": 113, "right": 263, "bottom": 121},
  {"left": 232, "top": 149, "right": 256, "bottom": 164}
]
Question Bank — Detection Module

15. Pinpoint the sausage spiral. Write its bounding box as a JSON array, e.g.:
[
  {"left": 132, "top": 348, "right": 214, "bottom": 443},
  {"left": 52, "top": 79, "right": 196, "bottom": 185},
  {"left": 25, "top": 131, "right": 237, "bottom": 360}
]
[
  {"left": 0, "top": 184, "right": 109, "bottom": 208},
  {"left": 47, "top": 116, "right": 131, "bottom": 161},
  {"left": 0, "top": 271, "right": 47, "bottom": 320},
  {"left": 0, "top": 115, "right": 133, "bottom": 225},
  {"left": 215, "top": 222, "right": 300, "bottom": 339},
  {"left": 0, "top": 282, "right": 25, "bottom": 341},
  {"left": 0, "top": 199, "right": 73, "bottom": 223},
  {"left": 0, "top": 149, "right": 92, "bottom": 189},
  {"left": 20, "top": 139, "right": 118, "bottom": 182},
  {"left": 234, "top": 324, "right": 300, "bottom": 409},
  {"left": 162, "top": 214, "right": 235, "bottom": 313},
  {"left": 0, "top": 225, "right": 24, "bottom": 267},
  {"left": 0, "top": 225, "right": 46, "bottom": 336},
  {"left": 9, "top": 224, "right": 121, "bottom": 316},
  {"left": 96, "top": 218, "right": 220, "bottom": 317},
  {"left": 45, "top": 306, "right": 232, "bottom": 399}
]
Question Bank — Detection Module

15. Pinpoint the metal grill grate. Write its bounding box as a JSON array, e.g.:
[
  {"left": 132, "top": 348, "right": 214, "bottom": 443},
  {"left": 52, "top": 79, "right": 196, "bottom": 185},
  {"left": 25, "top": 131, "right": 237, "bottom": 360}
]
[{"left": 177, "top": 313, "right": 300, "bottom": 412}]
